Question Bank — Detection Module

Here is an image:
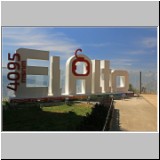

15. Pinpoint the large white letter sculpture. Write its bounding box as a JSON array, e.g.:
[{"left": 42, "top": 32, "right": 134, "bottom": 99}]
[
  {"left": 65, "top": 49, "right": 92, "bottom": 95},
  {"left": 15, "top": 48, "right": 49, "bottom": 98},
  {"left": 100, "top": 60, "right": 111, "bottom": 93},
  {"left": 48, "top": 56, "right": 61, "bottom": 96},
  {"left": 111, "top": 70, "right": 129, "bottom": 93},
  {"left": 8, "top": 48, "right": 129, "bottom": 99},
  {"left": 92, "top": 60, "right": 102, "bottom": 94}
]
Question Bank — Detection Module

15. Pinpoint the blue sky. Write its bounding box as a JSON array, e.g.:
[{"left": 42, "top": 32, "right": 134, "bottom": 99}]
[{"left": 2, "top": 27, "right": 157, "bottom": 93}]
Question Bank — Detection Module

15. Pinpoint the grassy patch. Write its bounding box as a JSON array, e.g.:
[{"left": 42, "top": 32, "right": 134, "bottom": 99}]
[
  {"left": 43, "top": 104, "right": 92, "bottom": 115},
  {"left": 3, "top": 103, "right": 92, "bottom": 131}
]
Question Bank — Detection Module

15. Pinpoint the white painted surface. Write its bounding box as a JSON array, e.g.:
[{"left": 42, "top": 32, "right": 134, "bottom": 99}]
[
  {"left": 92, "top": 60, "right": 102, "bottom": 94},
  {"left": 48, "top": 56, "right": 61, "bottom": 96},
  {"left": 13, "top": 48, "right": 129, "bottom": 98},
  {"left": 111, "top": 70, "right": 129, "bottom": 93},
  {"left": 65, "top": 54, "right": 92, "bottom": 95},
  {"left": 15, "top": 48, "right": 49, "bottom": 98},
  {"left": 100, "top": 60, "right": 111, "bottom": 93}
]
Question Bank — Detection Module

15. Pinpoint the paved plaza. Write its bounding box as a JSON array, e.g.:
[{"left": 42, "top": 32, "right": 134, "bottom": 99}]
[{"left": 110, "top": 94, "right": 158, "bottom": 131}]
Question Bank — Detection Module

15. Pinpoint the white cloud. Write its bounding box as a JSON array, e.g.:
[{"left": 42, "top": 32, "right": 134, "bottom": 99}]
[
  {"left": 127, "top": 50, "right": 146, "bottom": 55},
  {"left": 110, "top": 60, "right": 135, "bottom": 71},
  {"left": 2, "top": 27, "right": 81, "bottom": 60},
  {"left": 110, "top": 58, "right": 137, "bottom": 68},
  {"left": 141, "top": 37, "right": 157, "bottom": 48},
  {"left": 121, "top": 48, "right": 157, "bottom": 55},
  {"left": 85, "top": 42, "right": 110, "bottom": 47}
]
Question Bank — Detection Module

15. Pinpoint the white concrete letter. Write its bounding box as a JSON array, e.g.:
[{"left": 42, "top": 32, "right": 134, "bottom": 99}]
[
  {"left": 111, "top": 70, "right": 129, "bottom": 93},
  {"left": 48, "top": 56, "right": 61, "bottom": 96},
  {"left": 92, "top": 60, "right": 102, "bottom": 94},
  {"left": 100, "top": 60, "right": 111, "bottom": 93},
  {"left": 15, "top": 48, "right": 49, "bottom": 98},
  {"left": 65, "top": 54, "right": 92, "bottom": 95}
]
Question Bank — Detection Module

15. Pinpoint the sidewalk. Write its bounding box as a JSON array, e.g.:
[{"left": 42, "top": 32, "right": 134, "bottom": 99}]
[{"left": 110, "top": 96, "right": 157, "bottom": 131}]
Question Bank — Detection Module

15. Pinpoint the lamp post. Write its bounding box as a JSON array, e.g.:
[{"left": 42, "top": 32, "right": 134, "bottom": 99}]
[{"left": 140, "top": 71, "right": 142, "bottom": 94}]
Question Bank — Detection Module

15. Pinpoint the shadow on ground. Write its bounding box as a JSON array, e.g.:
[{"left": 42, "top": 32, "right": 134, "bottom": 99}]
[{"left": 3, "top": 107, "right": 84, "bottom": 131}]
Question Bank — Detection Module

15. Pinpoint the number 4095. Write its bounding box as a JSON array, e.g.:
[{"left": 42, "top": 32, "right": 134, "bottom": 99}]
[{"left": 7, "top": 53, "right": 20, "bottom": 91}]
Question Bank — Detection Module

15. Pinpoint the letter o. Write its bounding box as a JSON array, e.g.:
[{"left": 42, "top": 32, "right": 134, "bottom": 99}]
[{"left": 7, "top": 72, "right": 20, "bottom": 81}]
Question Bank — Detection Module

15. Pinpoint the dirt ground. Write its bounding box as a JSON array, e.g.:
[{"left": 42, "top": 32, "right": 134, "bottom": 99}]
[{"left": 110, "top": 95, "right": 158, "bottom": 132}]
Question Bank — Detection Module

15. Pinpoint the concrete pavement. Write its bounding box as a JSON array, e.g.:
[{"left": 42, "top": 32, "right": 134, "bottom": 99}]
[
  {"left": 141, "top": 94, "right": 157, "bottom": 108},
  {"left": 110, "top": 96, "right": 157, "bottom": 131}
]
